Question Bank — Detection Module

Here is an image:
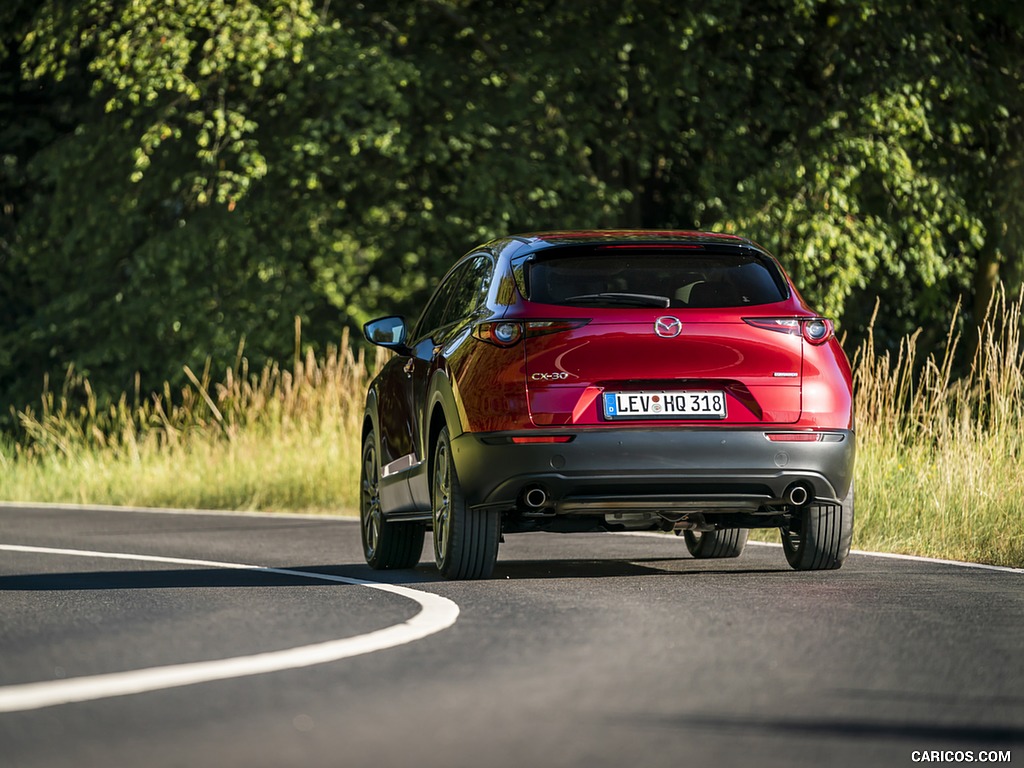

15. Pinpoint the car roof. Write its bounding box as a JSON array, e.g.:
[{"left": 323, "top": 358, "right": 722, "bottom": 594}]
[
  {"left": 519, "top": 230, "right": 747, "bottom": 245},
  {"left": 486, "top": 230, "right": 766, "bottom": 261}
]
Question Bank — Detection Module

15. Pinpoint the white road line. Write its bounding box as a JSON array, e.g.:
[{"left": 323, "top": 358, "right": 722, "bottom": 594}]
[
  {"left": 0, "top": 544, "right": 459, "bottom": 714},
  {"left": 616, "top": 532, "right": 1024, "bottom": 574},
  {"left": 0, "top": 500, "right": 354, "bottom": 521}
]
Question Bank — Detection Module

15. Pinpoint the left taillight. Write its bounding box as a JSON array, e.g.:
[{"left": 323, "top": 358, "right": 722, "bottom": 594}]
[
  {"left": 743, "top": 317, "right": 834, "bottom": 346},
  {"left": 473, "top": 319, "right": 590, "bottom": 347},
  {"left": 473, "top": 321, "right": 523, "bottom": 347}
]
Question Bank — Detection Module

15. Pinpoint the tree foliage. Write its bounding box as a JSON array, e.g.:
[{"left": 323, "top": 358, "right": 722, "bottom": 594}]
[{"left": 2, "top": 0, "right": 1022, "bottom": 415}]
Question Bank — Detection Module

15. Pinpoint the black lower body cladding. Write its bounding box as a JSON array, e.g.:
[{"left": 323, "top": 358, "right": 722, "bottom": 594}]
[{"left": 450, "top": 428, "right": 855, "bottom": 514}]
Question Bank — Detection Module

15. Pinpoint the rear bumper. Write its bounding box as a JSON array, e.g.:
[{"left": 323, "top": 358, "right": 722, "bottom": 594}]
[{"left": 450, "top": 428, "right": 854, "bottom": 514}]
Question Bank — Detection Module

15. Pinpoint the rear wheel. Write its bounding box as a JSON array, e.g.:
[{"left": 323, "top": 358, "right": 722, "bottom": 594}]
[
  {"left": 360, "top": 431, "right": 424, "bottom": 570},
  {"left": 781, "top": 482, "right": 854, "bottom": 571},
  {"left": 683, "top": 528, "right": 748, "bottom": 559},
  {"left": 432, "top": 427, "right": 500, "bottom": 580}
]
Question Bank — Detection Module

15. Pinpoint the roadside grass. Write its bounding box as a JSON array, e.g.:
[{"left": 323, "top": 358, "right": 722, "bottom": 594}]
[
  {"left": 2, "top": 293, "right": 1023, "bottom": 568},
  {"left": 848, "top": 288, "right": 1024, "bottom": 567},
  {"left": 0, "top": 326, "right": 377, "bottom": 516}
]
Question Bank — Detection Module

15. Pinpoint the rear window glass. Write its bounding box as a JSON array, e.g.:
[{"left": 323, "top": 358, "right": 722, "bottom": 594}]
[{"left": 523, "top": 250, "right": 787, "bottom": 309}]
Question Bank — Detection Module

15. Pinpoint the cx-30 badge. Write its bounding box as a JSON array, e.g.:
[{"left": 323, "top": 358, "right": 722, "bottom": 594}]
[{"left": 654, "top": 316, "right": 683, "bottom": 338}]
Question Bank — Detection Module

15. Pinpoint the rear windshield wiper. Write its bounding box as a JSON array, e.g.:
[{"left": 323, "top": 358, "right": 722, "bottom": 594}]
[{"left": 561, "top": 292, "right": 672, "bottom": 308}]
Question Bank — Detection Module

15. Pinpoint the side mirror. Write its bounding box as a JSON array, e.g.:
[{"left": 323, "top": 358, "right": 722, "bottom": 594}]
[{"left": 363, "top": 316, "right": 408, "bottom": 349}]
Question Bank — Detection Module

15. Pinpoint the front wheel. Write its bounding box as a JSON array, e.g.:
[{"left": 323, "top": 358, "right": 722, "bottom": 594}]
[
  {"left": 781, "top": 482, "right": 854, "bottom": 571},
  {"left": 432, "top": 427, "right": 500, "bottom": 580},
  {"left": 360, "top": 430, "right": 424, "bottom": 570},
  {"left": 683, "top": 528, "right": 748, "bottom": 559}
]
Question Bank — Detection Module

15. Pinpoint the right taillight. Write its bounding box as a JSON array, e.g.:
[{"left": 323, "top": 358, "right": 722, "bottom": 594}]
[
  {"left": 744, "top": 317, "right": 834, "bottom": 346},
  {"left": 801, "top": 318, "right": 834, "bottom": 345},
  {"left": 802, "top": 318, "right": 832, "bottom": 344}
]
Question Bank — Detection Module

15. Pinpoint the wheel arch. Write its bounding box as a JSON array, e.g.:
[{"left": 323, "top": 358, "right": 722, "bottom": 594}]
[
  {"left": 423, "top": 370, "right": 464, "bottom": 492},
  {"left": 362, "top": 389, "right": 379, "bottom": 444},
  {"left": 426, "top": 403, "right": 449, "bottom": 504}
]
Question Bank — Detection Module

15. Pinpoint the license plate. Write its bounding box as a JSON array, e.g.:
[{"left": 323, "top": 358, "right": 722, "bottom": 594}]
[{"left": 603, "top": 390, "right": 727, "bottom": 420}]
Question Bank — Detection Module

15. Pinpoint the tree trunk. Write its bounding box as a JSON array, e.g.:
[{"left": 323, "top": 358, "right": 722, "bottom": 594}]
[{"left": 971, "top": 242, "right": 1001, "bottom": 334}]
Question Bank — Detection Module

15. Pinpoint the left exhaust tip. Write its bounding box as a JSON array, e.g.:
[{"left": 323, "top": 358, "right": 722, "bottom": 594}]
[{"left": 521, "top": 485, "right": 548, "bottom": 509}]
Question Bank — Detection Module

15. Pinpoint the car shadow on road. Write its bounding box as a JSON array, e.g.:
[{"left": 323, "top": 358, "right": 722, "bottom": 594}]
[
  {"left": 313, "top": 558, "right": 790, "bottom": 583},
  {"left": 0, "top": 559, "right": 790, "bottom": 590},
  {"left": 0, "top": 566, "right": 383, "bottom": 591},
  {"left": 488, "top": 557, "right": 790, "bottom": 580},
  {"left": 637, "top": 711, "right": 1024, "bottom": 746}
]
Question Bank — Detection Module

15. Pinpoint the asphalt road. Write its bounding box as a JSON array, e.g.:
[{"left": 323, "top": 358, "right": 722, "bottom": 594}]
[{"left": 1, "top": 504, "right": 1022, "bottom": 768}]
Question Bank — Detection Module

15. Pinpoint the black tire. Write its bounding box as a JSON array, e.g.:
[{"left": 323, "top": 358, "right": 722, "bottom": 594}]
[
  {"left": 683, "top": 528, "right": 749, "bottom": 559},
  {"left": 360, "top": 431, "right": 424, "bottom": 570},
  {"left": 781, "top": 482, "right": 854, "bottom": 571},
  {"left": 432, "top": 426, "right": 500, "bottom": 580}
]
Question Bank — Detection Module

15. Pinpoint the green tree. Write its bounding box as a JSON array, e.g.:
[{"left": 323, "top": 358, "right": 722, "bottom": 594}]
[{"left": 2, "top": 1, "right": 415, "bottom": 410}]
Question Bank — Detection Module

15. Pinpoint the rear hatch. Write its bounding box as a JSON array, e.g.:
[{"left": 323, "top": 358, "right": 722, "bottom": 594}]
[{"left": 516, "top": 245, "right": 805, "bottom": 427}]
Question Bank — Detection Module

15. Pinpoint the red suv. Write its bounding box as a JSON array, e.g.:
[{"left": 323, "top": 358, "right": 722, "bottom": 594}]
[{"left": 360, "top": 231, "right": 854, "bottom": 579}]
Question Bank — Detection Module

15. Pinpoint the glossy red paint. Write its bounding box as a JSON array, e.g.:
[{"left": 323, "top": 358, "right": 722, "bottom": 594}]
[{"left": 518, "top": 310, "right": 805, "bottom": 426}]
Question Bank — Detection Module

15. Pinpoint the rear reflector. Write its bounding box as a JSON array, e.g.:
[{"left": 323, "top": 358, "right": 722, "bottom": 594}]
[
  {"left": 764, "top": 432, "right": 846, "bottom": 443},
  {"left": 511, "top": 436, "right": 574, "bottom": 444},
  {"left": 764, "top": 432, "right": 822, "bottom": 442}
]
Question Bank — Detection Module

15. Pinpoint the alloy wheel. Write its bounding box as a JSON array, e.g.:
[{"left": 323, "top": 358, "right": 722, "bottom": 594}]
[
  {"left": 433, "top": 441, "right": 452, "bottom": 563},
  {"left": 361, "top": 441, "right": 382, "bottom": 559}
]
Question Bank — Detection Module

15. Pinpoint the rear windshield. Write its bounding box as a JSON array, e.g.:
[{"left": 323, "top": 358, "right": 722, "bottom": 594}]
[{"left": 522, "top": 250, "right": 787, "bottom": 309}]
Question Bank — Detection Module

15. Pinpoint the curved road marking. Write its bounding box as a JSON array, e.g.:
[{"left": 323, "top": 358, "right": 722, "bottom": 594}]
[{"left": 0, "top": 544, "right": 460, "bottom": 714}]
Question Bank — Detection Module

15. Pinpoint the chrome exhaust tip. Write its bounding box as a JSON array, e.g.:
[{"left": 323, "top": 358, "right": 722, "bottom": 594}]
[
  {"left": 522, "top": 486, "right": 548, "bottom": 509},
  {"left": 786, "top": 484, "right": 811, "bottom": 507}
]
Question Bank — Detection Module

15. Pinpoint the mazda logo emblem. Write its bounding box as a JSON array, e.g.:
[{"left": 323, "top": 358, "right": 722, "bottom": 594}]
[{"left": 654, "top": 316, "right": 683, "bottom": 338}]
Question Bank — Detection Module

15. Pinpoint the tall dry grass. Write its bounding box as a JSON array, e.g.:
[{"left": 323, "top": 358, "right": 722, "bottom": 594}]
[
  {"left": 853, "top": 287, "right": 1024, "bottom": 566},
  {"left": 0, "top": 323, "right": 385, "bottom": 514}
]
